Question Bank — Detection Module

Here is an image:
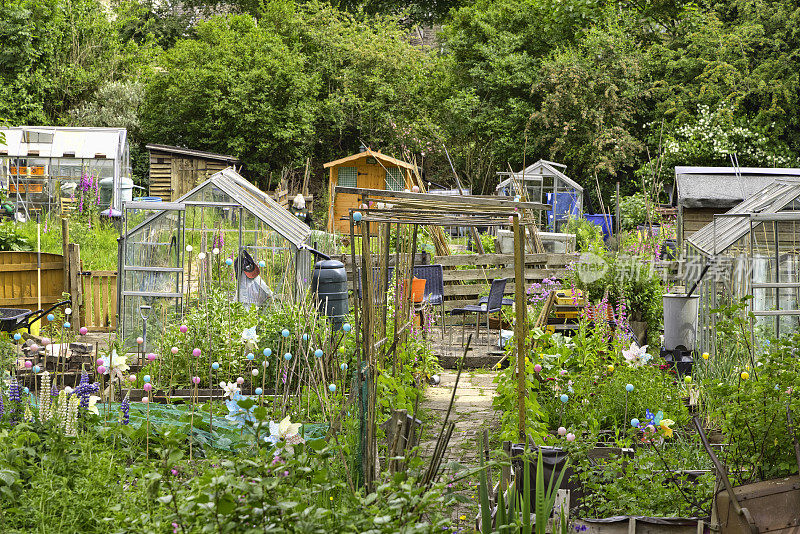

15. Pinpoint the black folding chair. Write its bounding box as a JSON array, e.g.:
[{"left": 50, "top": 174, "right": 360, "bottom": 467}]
[
  {"left": 450, "top": 278, "right": 507, "bottom": 349},
  {"left": 413, "top": 264, "right": 445, "bottom": 338}
]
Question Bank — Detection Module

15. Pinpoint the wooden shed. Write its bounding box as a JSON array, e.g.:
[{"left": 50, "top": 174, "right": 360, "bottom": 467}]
[
  {"left": 324, "top": 148, "right": 415, "bottom": 233},
  {"left": 675, "top": 166, "right": 800, "bottom": 248},
  {"left": 147, "top": 144, "right": 239, "bottom": 201}
]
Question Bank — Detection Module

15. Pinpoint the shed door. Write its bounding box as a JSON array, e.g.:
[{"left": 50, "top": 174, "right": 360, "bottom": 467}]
[{"left": 171, "top": 157, "right": 196, "bottom": 200}]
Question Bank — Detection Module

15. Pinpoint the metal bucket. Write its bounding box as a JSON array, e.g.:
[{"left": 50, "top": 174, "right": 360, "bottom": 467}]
[{"left": 663, "top": 294, "right": 700, "bottom": 351}]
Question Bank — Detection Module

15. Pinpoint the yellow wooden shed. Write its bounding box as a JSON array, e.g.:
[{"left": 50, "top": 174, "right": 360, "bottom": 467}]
[{"left": 324, "top": 148, "right": 415, "bottom": 233}]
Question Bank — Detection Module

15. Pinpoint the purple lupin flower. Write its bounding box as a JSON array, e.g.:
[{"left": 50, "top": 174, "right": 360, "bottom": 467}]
[
  {"left": 0, "top": 392, "right": 4, "bottom": 419},
  {"left": 9, "top": 377, "right": 20, "bottom": 403},
  {"left": 120, "top": 397, "right": 130, "bottom": 425}
]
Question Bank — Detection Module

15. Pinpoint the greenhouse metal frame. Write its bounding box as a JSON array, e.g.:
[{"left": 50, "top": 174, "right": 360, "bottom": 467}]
[
  {"left": 118, "top": 168, "right": 312, "bottom": 350},
  {"left": 685, "top": 178, "right": 800, "bottom": 352}
]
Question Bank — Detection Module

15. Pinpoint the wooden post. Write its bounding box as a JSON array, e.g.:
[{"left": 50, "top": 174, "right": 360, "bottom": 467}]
[
  {"left": 513, "top": 215, "right": 526, "bottom": 441},
  {"left": 615, "top": 181, "right": 621, "bottom": 251},
  {"left": 361, "top": 213, "right": 376, "bottom": 491},
  {"left": 61, "top": 218, "right": 69, "bottom": 293},
  {"left": 67, "top": 243, "right": 82, "bottom": 331}
]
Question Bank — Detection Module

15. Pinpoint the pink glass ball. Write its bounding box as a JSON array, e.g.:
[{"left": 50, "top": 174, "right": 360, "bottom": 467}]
[
  {"left": 192, "top": 376, "right": 201, "bottom": 385},
  {"left": 557, "top": 426, "right": 567, "bottom": 436},
  {"left": 236, "top": 377, "right": 244, "bottom": 385},
  {"left": 566, "top": 433, "right": 576, "bottom": 442},
  {"left": 97, "top": 366, "right": 107, "bottom": 374},
  {"left": 79, "top": 327, "right": 88, "bottom": 335},
  {"left": 24, "top": 360, "right": 32, "bottom": 369},
  {"left": 179, "top": 325, "right": 188, "bottom": 334},
  {"left": 141, "top": 397, "right": 149, "bottom": 404},
  {"left": 192, "top": 348, "right": 201, "bottom": 357},
  {"left": 41, "top": 337, "right": 51, "bottom": 346},
  {"left": 29, "top": 344, "right": 39, "bottom": 353},
  {"left": 171, "top": 346, "right": 179, "bottom": 354},
  {"left": 534, "top": 364, "right": 542, "bottom": 373},
  {"left": 136, "top": 337, "right": 144, "bottom": 345},
  {"left": 143, "top": 383, "right": 153, "bottom": 392},
  {"left": 96, "top": 358, "right": 104, "bottom": 365},
  {"left": 146, "top": 353, "right": 156, "bottom": 362},
  {"left": 128, "top": 375, "right": 136, "bottom": 382}
]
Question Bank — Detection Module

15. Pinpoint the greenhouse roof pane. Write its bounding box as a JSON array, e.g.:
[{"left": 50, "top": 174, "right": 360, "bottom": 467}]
[{"left": 687, "top": 179, "right": 800, "bottom": 255}]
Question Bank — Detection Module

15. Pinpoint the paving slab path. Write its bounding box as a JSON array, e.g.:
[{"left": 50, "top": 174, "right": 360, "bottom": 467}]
[{"left": 419, "top": 369, "right": 501, "bottom": 527}]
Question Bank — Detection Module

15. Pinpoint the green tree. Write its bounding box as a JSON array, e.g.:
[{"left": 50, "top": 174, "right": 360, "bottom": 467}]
[
  {"left": 140, "top": 14, "right": 317, "bottom": 182},
  {"left": 0, "top": 0, "right": 145, "bottom": 124}
]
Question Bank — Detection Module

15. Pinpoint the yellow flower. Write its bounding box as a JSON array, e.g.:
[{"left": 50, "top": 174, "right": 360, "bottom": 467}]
[
  {"left": 660, "top": 419, "right": 675, "bottom": 438},
  {"left": 607, "top": 364, "right": 614, "bottom": 372},
  {"left": 684, "top": 376, "right": 692, "bottom": 384},
  {"left": 459, "top": 515, "right": 466, "bottom": 521},
  {"left": 525, "top": 357, "right": 530, "bottom": 364},
  {"left": 702, "top": 352, "right": 709, "bottom": 360},
  {"left": 741, "top": 371, "right": 749, "bottom": 380}
]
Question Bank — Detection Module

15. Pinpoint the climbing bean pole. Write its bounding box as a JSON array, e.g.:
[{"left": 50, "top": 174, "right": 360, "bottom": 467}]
[{"left": 513, "top": 214, "right": 527, "bottom": 441}]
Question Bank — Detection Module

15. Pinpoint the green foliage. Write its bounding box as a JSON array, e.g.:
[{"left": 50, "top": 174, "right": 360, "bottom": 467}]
[
  {"left": 0, "top": 222, "right": 31, "bottom": 251},
  {"left": 14, "top": 217, "right": 118, "bottom": 269},
  {"left": 616, "top": 192, "right": 661, "bottom": 231},
  {"left": 563, "top": 216, "right": 605, "bottom": 253},
  {"left": 141, "top": 14, "right": 317, "bottom": 181},
  {"left": 707, "top": 333, "right": 800, "bottom": 483},
  {"left": 0, "top": 0, "right": 147, "bottom": 125}
]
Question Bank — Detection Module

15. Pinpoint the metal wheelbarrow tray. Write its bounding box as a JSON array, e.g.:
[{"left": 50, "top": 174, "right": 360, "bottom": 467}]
[
  {"left": 694, "top": 417, "right": 800, "bottom": 534},
  {"left": 0, "top": 299, "right": 71, "bottom": 333}
]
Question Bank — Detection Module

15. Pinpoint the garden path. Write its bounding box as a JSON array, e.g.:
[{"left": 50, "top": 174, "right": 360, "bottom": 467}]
[{"left": 419, "top": 369, "right": 500, "bottom": 527}]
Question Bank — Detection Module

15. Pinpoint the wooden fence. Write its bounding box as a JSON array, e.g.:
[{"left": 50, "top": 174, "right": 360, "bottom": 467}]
[
  {"left": 0, "top": 251, "right": 117, "bottom": 332},
  {"left": 0, "top": 252, "right": 65, "bottom": 310},
  {"left": 81, "top": 270, "right": 118, "bottom": 332},
  {"left": 343, "top": 252, "right": 576, "bottom": 311}
]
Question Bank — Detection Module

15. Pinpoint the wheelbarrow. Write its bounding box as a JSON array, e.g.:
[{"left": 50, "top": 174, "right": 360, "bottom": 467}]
[
  {"left": 0, "top": 299, "right": 72, "bottom": 333},
  {"left": 693, "top": 417, "right": 800, "bottom": 534}
]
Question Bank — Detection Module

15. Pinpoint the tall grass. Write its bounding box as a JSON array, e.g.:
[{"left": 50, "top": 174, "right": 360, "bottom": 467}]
[{"left": 15, "top": 217, "right": 119, "bottom": 270}]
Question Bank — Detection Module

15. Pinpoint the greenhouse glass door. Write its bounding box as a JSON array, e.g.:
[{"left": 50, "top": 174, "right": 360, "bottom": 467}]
[{"left": 120, "top": 201, "right": 185, "bottom": 351}]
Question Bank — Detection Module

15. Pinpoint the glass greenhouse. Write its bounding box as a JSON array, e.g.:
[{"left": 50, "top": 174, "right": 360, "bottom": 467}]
[
  {"left": 685, "top": 178, "right": 800, "bottom": 352},
  {"left": 118, "top": 168, "right": 313, "bottom": 350},
  {"left": 495, "top": 159, "right": 583, "bottom": 230}
]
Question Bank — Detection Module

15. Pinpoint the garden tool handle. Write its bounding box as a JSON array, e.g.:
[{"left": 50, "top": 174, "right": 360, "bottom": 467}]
[
  {"left": 693, "top": 416, "right": 757, "bottom": 532},
  {"left": 686, "top": 264, "right": 710, "bottom": 298}
]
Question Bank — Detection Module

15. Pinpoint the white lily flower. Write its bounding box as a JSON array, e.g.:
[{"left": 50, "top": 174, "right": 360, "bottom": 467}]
[
  {"left": 100, "top": 350, "right": 130, "bottom": 374},
  {"left": 622, "top": 342, "right": 650, "bottom": 368},
  {"left": 220, "top": 381, "right": 240, "bottom": 398},
  {"left": 87, "top": 395, "right": 101, "bottom": 415}
]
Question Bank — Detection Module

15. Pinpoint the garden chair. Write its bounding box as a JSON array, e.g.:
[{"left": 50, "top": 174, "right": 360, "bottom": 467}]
[
  {"left": 413, "top": 264, "right": 446, "bottom": 338},
  {"left": 450, "top": 278, "right": 507, "bottom": 349}
]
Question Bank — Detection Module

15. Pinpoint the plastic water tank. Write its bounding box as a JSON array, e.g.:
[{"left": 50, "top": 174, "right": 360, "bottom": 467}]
[
  {"left": 119, "top": 177, "right": 134, "bottom": 204},
  {"left": 663, "top": 293, "right": 700, "bottom": 351},
  {"left": 311, "top": 259, "right": 349, "bottom": 329},
  {"left": 98, "top": 177, "right": 114, "bottom": 206}
]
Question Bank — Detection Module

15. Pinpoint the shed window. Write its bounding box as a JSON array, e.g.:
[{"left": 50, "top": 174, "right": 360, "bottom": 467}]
[
  {"left": 337, "top": 167, "right": 357, "bottom": 188},
  {"left": 386, "top": 168, "right": 405, "bottom": 191}
]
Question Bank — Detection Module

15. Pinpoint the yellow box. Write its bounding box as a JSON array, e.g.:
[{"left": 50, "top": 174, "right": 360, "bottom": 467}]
[{"left": 555, "top": 289, "right": 586, "bottom": 306}]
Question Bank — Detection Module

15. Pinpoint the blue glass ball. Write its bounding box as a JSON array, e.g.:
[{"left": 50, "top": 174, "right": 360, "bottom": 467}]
[
  {"left": 340, "top": 363, "right": 348, "bottom": 371},
  {"left": 302, "top": 334, "right": 309, "bottom": 341},
  {"left": 225, "top": 258, "right": 233, "bottom": 266},
  {"left": 23, "top": 387, "right": 29, "bottom": 395},
  {"left": 314, "top": 349, "right": 323, "bottom": 358},
  {"left": 46, "top": 313, "right": 55, "bottom": 322},
  {"left": 284, "top": 352, "right": 292, "bottom": 361},
  {"left": 625, "top": 384, "right": 634, "bottom": 393},
  {"left": 560, "top": 394, "right": 569, "bottom": 404},
  {"left": 143, "top": 375, "right": 151, "bottom": 383},
  {"left": 246, "top": 353, "right": 254, "bottom": 360},
  {"left": 32, "top": 365, "right": 40, "bottom": 373},
  {"left": 342, "top": 323, "right": 351, "bottom": 333},
  {"left": 211, "top": 362, "right": 220, "bottom": 370},
  {"left": 258, "top": 261, "right": 265, "bottom": 268},
  {"left": 328, "top": 384, "right": 336, "bottom": 393},
  {"left": 263, "top": 348, "right": 272, "bottom": 357},
  {"left": 255, "top": 387, "right": 263, "bottom": 395},
  {"left": 631, "top": 418, "right": 640, "bottom": 428},
  {"left": 281, "top": 329, "right": 290, "bottom": 338},
  {"left": 63, "top": 322, "right": 71, "bottom": 329},
  {"left": 352, "top": 211, "right": 362, "bottom": 222},
  {"left": 13, "top": 333, "right": 21, "bottom": 341}
]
